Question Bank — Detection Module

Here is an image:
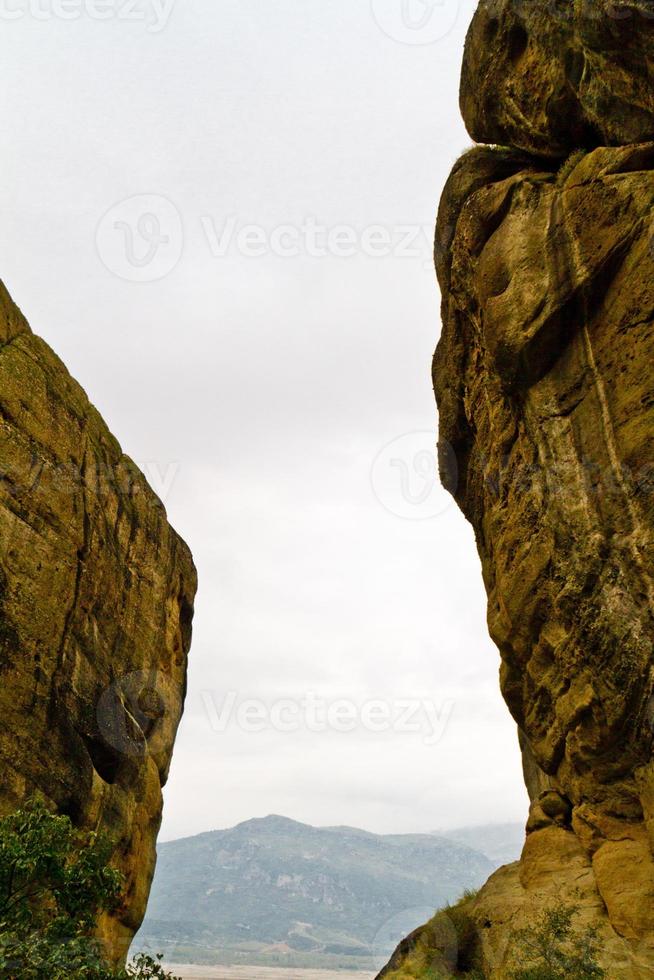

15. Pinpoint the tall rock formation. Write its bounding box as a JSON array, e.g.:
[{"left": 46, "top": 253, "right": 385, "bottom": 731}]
[
  {"left": 381, "top": 1, "right": 654, "bottom": 977},
  {"left": 0, "top": 280, "right": 196, "bottom": 963}
]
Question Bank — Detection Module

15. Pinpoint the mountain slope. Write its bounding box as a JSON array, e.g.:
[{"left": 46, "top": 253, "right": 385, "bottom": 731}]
[
  {"left": 442, "top": 823, "right": 525, "bottom": 867},
  {"left": 137, "top": 815, "right": 493, "bottom": 965}
]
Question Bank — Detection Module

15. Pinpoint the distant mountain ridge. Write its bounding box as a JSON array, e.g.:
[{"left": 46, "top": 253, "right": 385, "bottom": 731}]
[
  {"left": 441, "top": 822, "right": 525, "bottom": 866},
  {"left": 137, "top": 814, "right": 498, "bottom": 968}
]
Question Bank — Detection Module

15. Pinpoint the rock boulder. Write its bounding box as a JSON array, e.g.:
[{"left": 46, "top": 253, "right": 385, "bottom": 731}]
[{"left": 461, "top": 0, "right": 654, "bottom": 157}]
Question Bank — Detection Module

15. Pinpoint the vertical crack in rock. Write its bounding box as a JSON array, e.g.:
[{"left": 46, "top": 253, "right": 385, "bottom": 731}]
[{"left": 55, "top": 437, "right": 91, "bottom": 676}]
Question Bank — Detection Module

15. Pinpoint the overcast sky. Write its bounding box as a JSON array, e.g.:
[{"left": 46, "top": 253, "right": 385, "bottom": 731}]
[{"left": 1, "top": 0, "right": 529, "bottom": 840}]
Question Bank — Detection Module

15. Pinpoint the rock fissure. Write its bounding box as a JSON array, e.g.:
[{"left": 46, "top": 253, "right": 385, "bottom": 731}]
[{"left": 55, "top": 437, "right": 91, "bottom": 675}]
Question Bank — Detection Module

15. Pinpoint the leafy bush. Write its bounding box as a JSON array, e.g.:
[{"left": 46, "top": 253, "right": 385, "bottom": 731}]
[
  {"left": 0, "top": 799, "right": 178, "bottom": 980},
  {"left": 380, "top": 897, "right": 606, "bottom": 980},
  {"left": 508, "top": 904, "right": 605, "bottom": 980},
  {"left": 126, "top": 954, "right": 180, "bottom": 979}
]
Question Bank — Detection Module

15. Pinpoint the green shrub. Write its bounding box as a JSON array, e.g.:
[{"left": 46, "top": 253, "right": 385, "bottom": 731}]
[
  {"left": 380, "top": 889, "right": 484, "bottom": 979},
  {"left": 508, "top": 904, "right": 605, "bottom": 980},
  {"left": 0, "top": 799, "right": 178, "bottom": 980},
  {"left": 126, "top": 954, "right": 180, "bottom": 979},
  {"left": 444, "top": 890, "right": 481, "bottom": 975}
]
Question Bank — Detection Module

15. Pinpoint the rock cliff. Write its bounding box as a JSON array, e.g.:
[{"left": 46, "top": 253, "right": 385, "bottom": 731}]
[
  {"left": 0, "top": 280, "right": 196, "bottom": 964},
  {"left": 381, "top": 1, "right": 654, "bottom": 977}
]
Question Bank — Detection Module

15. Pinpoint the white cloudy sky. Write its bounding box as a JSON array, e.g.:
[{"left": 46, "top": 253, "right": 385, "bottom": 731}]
[{"left": 1, "top": 0, "right": 528, "bottom": 840}]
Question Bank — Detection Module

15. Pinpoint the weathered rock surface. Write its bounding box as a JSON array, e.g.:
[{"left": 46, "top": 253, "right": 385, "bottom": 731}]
[
  {"left": 406, "top": 142, "right": 654, "bottom": 980},
  {"left": 461, "top": 0, "right": 654, "bottom": 157},
  {"left": 381, "top": 6, "right": 654, "bottom": 976},
  {"left": 0, "top": 281, "right": 196, "bottom": 963}
]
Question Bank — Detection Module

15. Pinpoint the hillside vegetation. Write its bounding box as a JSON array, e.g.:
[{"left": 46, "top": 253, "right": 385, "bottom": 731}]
[{"left": 137, "top": 816, "right": 496, "bottom": 969}]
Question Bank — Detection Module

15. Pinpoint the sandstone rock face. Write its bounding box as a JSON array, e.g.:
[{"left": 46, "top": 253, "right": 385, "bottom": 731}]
[
  {"left": 461, "top": 0, "right": 654, "bottom": 157},
  {"left": 380, "top": 6, "right": 654, "bottom": 978},
  {"left": 433, "top": 141, "right": 654, "bottom": 977},
  {"left": 0, "top": 281, "right": 196, "bottom": 963}
]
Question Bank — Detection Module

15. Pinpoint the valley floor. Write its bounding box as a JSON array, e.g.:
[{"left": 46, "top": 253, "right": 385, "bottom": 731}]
[{"left": 169, "top": 965, "right": 375, "bottom": 980}]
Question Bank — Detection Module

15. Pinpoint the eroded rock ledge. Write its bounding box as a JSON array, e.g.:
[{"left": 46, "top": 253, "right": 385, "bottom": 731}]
[
  {"left": 380, "top": 2, "right": 654, "bottom": 977},
  {"left": 0, "top": 281, "right": 196, "bottom": 963}
]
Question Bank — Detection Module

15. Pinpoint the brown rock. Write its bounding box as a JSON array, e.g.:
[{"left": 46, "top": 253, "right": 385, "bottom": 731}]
[
  {"left": 461, "top": 0, "right": 654, "bottom": 157},
  {"left": 382, "top": 146, "right": 654, "bottom": 979},
  {"left": 429, "top": 140, "right": 654, "bottom": 975},
  {"left": 467, "top": 831, "right": 651, "bottom": 977},
  {"left": 380, "top": 1, "right": 654, "bottom": 972},
  {"left": 0, "top": 281, "right": 196, "bottom": 963}
]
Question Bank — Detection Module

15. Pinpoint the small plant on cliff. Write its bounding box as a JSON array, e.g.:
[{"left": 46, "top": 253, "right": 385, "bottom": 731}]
[
  {"left": 0, "top": 799, "right": 178, "bottom": 980},
  {"left": 380, "top": 889, "right": 485, "bottom": 979},
  {"left": 507, "top": 903, "right": 605, "bottom": 980},
  {"left": 556, "top": 148, "right": 587, "bottom": 186}
]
